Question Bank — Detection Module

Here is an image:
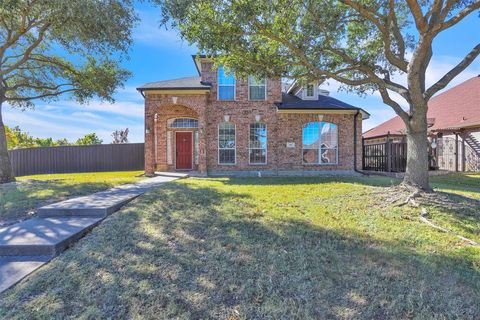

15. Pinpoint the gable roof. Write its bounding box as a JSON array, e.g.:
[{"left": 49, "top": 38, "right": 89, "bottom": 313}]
[
  {"left": 276, "top": 93, "right": 370, "bottom": 119},
  {"left": 363, "top": 76, "right": 480, "bottom": 139},
  {"left": 137, "top": 76, "right": 211, "bottom": 91}
]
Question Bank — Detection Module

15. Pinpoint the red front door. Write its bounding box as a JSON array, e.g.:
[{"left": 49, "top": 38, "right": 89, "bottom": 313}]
[{"left": 176, "top": 132, "right": 193, "bottom": 170}]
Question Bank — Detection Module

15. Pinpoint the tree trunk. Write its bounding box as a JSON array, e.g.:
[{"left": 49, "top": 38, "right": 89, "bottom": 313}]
[
  {"left": 0, "top": 100, "right": 15, "bottom": 184},
  {"left": 403, "top": 105, "right": 431, "bottom": 192}
]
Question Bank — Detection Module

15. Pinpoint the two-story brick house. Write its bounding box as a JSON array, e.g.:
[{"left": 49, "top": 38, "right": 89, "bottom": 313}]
[{"left": 138, "top": 55, "right": 369, "bottom": 176}]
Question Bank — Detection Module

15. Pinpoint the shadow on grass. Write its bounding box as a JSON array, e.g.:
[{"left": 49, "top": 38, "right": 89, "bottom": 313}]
[
  {"left": 217, "top": 175, "right": 401, "bottom": 188},
  {"left": 0, "top": 181, "right": 479, "bottom": 319}
]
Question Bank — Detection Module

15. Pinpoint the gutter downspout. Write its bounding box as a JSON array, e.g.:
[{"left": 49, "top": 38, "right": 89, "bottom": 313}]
[
  {"left": 353, "top": 110, "right": 365, "bottom": 175},
  {"left": 154, "top": 113, "right": 158, "bottom": 170}
]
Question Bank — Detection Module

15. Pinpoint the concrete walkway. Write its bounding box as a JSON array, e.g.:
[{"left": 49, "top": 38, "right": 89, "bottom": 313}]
[{"left": 0, "top": 174, "right": 183, "bottom": 293}]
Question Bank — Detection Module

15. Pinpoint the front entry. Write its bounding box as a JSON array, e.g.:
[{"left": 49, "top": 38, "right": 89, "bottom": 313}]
[{"left": 175, "top": 132, "right": 193, "bottom": 170}]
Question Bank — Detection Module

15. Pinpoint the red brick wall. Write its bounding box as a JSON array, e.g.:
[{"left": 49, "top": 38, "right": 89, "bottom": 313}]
[{"left": 144, "top": 62, "right": 363, "bottom": 175}]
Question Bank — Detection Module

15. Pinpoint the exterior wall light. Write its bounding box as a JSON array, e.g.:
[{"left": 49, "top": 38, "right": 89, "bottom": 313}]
[
  {"left": 255, "top": 115, "right": 262, "bottom": 122},
  {"left": 224, "top": 115, "right": 231, "bottom": 122},
  {"left": 172, "top": 96, "right": 178, "bottom": 104}
]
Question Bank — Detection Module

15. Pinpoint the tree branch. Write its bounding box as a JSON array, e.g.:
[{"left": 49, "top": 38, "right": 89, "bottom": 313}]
[
  {"left": 0, "top": 21, "right": 51, "bottom": 76},
  {"left": 406, "top": 0, "right": 428, "bottom": 33},
  {"left": 378, "top": 87, "right": 410, "bottom": 123},
  {"left": 424, "top": 43, "right": 480, "bottom": 99},
  {"left": 6, "top": 88, "right": 77, "bottom": 101},
  {"left": 440, "top": 1, "right": 480, "bottom": 32}
]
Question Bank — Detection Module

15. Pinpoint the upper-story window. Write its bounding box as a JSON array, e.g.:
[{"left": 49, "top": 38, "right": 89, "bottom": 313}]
[
  {"left": 302, "top": 122, "right": 338, "bottom": 164},
  {"left": 217, "top": 66, "right": 235, "bottom": 100},
  {"left": 248, "top": 77, "right": 266, "bottom": 101},
  {"left": 306, "top": 84, "right": 315, "bottom": 97}
]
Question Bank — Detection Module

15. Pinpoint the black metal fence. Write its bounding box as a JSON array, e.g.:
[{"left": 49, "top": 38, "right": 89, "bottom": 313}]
[
  {"left": 363, "top": 141, "right": 407, "bottom": 172},
  {"left": 9, "top": 143, "right": 145, "bottom": 177}
]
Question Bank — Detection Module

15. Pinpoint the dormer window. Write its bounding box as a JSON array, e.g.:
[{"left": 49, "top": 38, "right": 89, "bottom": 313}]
[
  {"left": 218, "top": 66, "right": 235, "bottom": 100},
  {"left": 306, "top": 84, "right": 315, "bottom": 97}
]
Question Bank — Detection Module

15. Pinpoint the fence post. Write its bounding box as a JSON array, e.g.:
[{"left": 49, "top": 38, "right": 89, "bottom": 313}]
[
  {"left": 455, "top": 133, "right": 459, "bottom": 172},
  {"left": 386, "top": 140, "right": 391, "bottom": 172}
]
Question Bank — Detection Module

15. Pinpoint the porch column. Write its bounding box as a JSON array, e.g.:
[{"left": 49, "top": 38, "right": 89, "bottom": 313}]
[
  {"left": 144, "top": 103, "right": 156, "bottom": 176},
  {"left": 198, "top": 111, "right": 207, "bottom": 175}
]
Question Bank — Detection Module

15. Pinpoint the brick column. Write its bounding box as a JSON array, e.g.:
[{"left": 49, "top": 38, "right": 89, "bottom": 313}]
[
  {"left": 198, "top": 111, "right": 207, "bottom": 175},
  {"left": 144, "top": 101, "right": 156, "bottom": 176}
]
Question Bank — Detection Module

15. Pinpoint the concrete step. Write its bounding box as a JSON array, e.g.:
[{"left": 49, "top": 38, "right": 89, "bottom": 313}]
[
  {"left": 37, "top": 176, "right": 178, "bottom": 218},
  {"left": 0, "top": 256, "right": 51, "bottom": 293},
  {"left": 0, "top": 217, "right": 103, "bottom": 256}
]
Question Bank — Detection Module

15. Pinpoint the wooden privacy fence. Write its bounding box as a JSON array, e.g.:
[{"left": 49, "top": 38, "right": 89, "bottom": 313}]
[
  {"left": 363, "top": 141, "right": 407, "bottom": 172},
  {"left": 9, "top": 143, "right": 145, "bottom": 177}
]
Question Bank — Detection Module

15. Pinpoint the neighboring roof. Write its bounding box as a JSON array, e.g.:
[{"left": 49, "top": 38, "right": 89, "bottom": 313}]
[
  {"left": 363, "top": 76, "right": 480, "bottom": 139},
  {"left": 137, "top": 76, "right": 211, "bottom": 91},
  {"left": 276, "top": 93, "right": 370, "bottom": 119}
]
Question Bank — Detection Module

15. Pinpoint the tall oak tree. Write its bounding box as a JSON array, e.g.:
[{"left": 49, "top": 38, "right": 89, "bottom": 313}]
[
  {"left": 0, "top": 0, "right": 137, "bottom": 183},
  {"left": 159, "top": 0, "right": 480, "bottom": 190}
]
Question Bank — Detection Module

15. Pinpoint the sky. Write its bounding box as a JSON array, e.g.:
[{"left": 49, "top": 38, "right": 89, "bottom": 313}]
[{"left": 4, "top": 2, "right": 480, "bottom": 143}]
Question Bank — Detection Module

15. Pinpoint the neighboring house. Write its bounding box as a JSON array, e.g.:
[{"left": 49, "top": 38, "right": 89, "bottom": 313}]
[
  {"left": 137, "top": 55, "right": 369, "bottom": 176},
  {"left": 363, "top": 76, "right": 480, "bottom": 172}
]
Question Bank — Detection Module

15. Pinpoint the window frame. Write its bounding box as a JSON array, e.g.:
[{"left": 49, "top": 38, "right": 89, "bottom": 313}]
[
  {"left": 302, "top": 121, "right": 339, "bottom": 165},
  {"left": 249, "top": 122, "right": 268, "bottom": 165},
  {"left": 306, "top": 84, "right": 315, "bottom": 97},
  {"left": 217, "top": 66, "right": 236, "bottom": 101},
  {"left": 248, "top": 76, "right": 267, "bottom": 101},
  {"left": 167, "top": 118, "right": 199, "bottom": 129},
  {"left": 218, "top": 122, "right": 236, "bottom": 165}
]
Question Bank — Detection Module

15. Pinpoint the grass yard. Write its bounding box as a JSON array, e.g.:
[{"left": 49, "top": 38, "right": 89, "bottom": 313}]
[
  {"left": 0, "top": 173, "right": 479, "bottom": 319},
  {"left": 0, "top": 171, "right": 144, "bottom": 226}
]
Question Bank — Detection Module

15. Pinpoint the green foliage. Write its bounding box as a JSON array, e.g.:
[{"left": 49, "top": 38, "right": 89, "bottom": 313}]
[
  {"left": 5, "top": 125, "right": 107, "bottom": 149},
  {"left": 76, "top": 133, "right": 103, "bottom": 146},
  {"left": 0, "top": 0, "right": 137, "bottom": 108}
]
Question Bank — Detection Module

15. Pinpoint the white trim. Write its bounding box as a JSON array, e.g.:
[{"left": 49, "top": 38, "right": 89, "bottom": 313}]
[
  {"left": 217, "top": 66, "right": 236, "bottom": 101},
  {"left": 248, "top": 122, "right": 268, "bottom": 165},
  {"left": 167, "top": 117, "right": 199, "bottom": 129},
  {"left": 175, "top": 131, "right": 194, "bottom": 170},
  {"left": 218, "top": 122, "right": 236, "bottom": 165},
  {"left": 248, "top": 76, "right": 267, "bottom": 101}
]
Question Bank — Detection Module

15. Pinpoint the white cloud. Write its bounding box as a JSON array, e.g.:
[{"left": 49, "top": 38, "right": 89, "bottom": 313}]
[
  {"left": 133, "top": 10, "right": 195, "bottom": 51},
  {"left": 4, "top": 102, "right": 145, "bottom": 143},
  {"left": 71, "top": 111, "right": 101, "bottom": 119}
]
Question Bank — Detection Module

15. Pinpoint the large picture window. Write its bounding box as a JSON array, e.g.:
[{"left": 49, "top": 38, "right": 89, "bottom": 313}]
[
  {"left": 302, "top": 122, "right": 338, "bottom": 164},
  {"left": 218, "top": 122, "right": 236, "bottom": 164},
  {"left": 218, "top": 66, "right": 235, "bottom": 100},
  {"left": 249, "top": 123, "right": 267, "bottom": 164},
  {"left": 248, "top": 77, "right": 266, "bottom": 100}
]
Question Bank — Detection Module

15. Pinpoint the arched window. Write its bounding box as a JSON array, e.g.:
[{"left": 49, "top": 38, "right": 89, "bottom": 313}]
[
  {"left": 218, "top": 122, "right": 236, "bottom": 164},
  {"left": 168, "top": 118, "right": 198, "bottom": 129},
  {"left": 302, "top": 122, "right": 338, "bottom": 164}
]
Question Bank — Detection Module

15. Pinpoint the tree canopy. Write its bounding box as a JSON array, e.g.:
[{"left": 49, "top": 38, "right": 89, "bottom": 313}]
[
  {"left": 159, "top": 0, "right": 480, "bottom": 190},
  {"left": 0, "top": 0, "right": 138, "bottom": 183}
]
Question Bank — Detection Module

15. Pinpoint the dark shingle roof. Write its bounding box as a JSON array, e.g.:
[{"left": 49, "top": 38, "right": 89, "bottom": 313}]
[
  {"left": 137, "top": 76, "right": 211, "bottom": 91},
  {"left": 276, "top": 93, "right": 370, "bottom": 118}
]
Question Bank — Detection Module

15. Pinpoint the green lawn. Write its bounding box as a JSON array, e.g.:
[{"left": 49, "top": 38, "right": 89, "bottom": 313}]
[
  {"left": 0, "top": 173, "right": 479, "bottom": 319},
  {"left": 0, "top": 171, "right": 144, "bottom": 225}
]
